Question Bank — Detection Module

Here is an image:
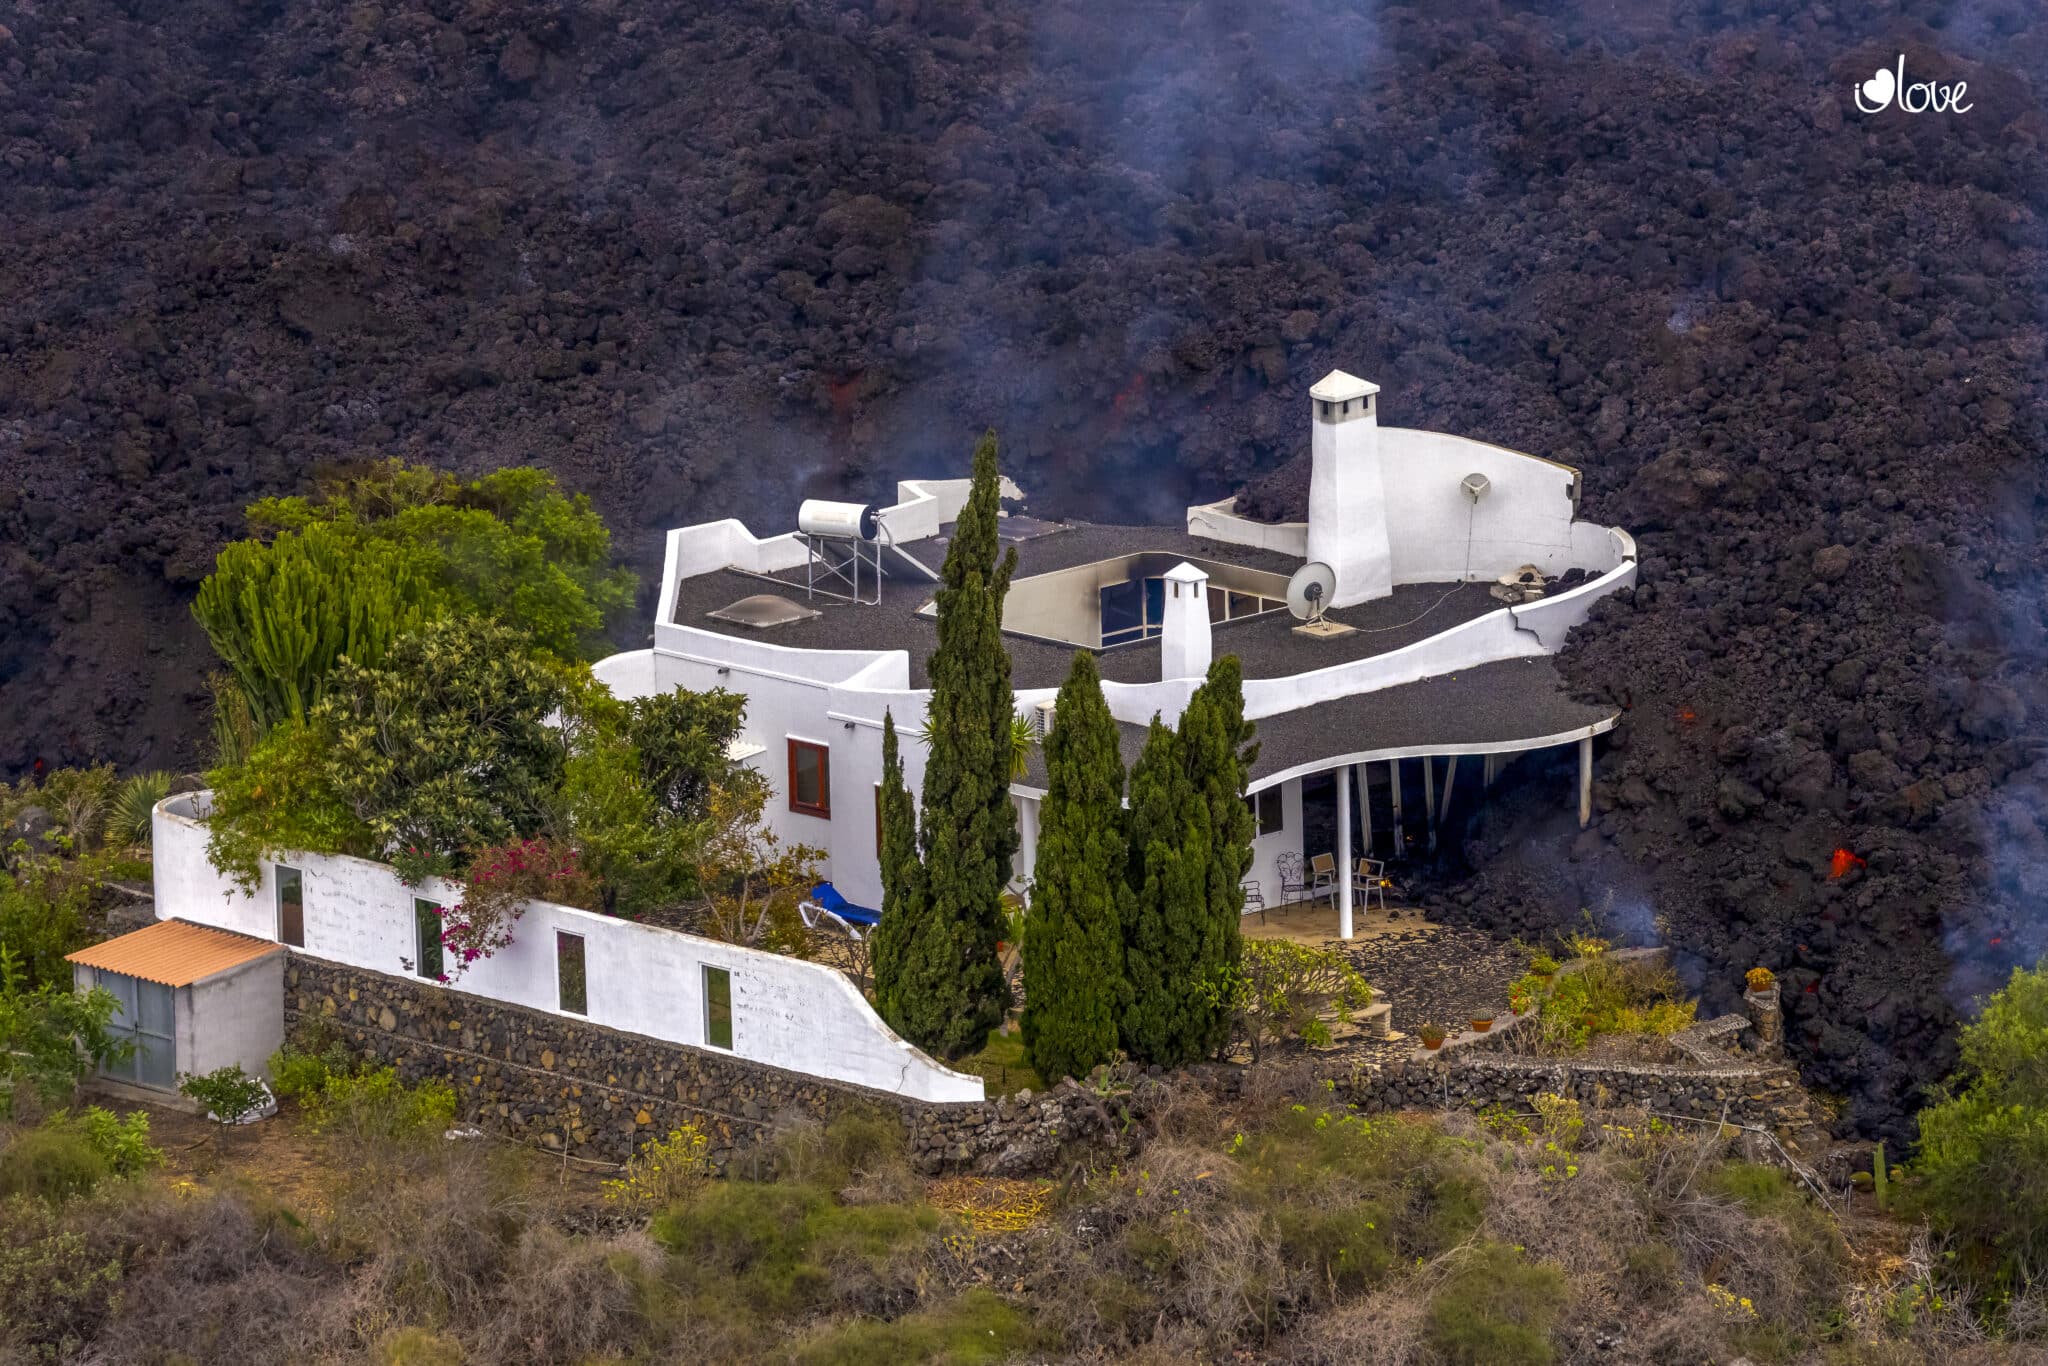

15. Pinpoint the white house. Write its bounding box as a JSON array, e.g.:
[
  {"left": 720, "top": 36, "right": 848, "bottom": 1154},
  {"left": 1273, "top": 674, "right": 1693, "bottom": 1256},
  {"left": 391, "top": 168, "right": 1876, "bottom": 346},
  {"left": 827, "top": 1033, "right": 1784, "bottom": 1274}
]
[
  {"left": 129, "top": 368, "right": 1633, "bottom": 1105},
  {"left": 596, "top": 371, "right": 1636, "bottom": 940}
]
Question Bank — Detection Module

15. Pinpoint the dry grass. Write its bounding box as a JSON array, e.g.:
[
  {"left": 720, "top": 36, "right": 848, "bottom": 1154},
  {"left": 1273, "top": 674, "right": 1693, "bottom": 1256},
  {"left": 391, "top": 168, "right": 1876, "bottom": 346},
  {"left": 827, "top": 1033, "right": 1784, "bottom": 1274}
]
[{"left": 7, "top": 1079, "right": 2048, "bottom": 1364}]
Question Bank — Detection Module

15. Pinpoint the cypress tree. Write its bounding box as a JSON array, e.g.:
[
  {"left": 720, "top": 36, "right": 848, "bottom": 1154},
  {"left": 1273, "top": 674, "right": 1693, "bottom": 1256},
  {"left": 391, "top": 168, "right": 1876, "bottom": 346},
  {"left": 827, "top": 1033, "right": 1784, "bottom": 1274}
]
[
  {"left": 871, "top": 712, "right": 931, "bottom": 1030},
  {"left": 1120, "top": 656, "right": 1258, "bottom": 1064},
  {"left": 1021, "top": 651, "right": 1127, "bottom": 1082},
  {"left": 872, "top": 432, "right": 1019, "bottom": 1058}
]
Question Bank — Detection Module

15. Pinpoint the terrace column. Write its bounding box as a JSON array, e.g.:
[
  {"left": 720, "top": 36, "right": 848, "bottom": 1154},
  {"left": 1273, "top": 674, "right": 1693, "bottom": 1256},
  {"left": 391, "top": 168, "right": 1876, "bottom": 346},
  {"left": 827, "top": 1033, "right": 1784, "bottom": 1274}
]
[
  {"left": 1577, "top": 736, "right": 1594, "bottom": 828},
  {"left": 1388, "top": 758, "right": 1404, "bottom": 856},
  {"left": 1354, "top": 762, "right": 1374, "bottom": 859},
  {"left": 1336, "top": 766, "right": 1354, "bottom": 941}
]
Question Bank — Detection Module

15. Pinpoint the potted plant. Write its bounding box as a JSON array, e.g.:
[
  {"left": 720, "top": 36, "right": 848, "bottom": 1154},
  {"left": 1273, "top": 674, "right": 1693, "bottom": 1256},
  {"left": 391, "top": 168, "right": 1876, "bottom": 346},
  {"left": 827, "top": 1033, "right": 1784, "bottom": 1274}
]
[
  {"left": 1419, "top": 1023, "right": 1447, "bottom": 1051},
  {"left": 1470, "top": 1010, "right": 1496, "bottom": 1033}
]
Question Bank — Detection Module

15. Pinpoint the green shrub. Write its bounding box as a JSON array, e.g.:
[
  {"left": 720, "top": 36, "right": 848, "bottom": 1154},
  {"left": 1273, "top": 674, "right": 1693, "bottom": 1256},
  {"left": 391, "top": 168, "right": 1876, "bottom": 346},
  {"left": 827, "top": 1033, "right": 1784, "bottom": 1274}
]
[
  {"left": 108, "top": 772, "right": 176, "bottom": 848},
  {"left": 303, "top": 1066, "right": 456, "bottom": 1144},
  {"left": 1424, "top": 1241, "right": 1566, "bottom": 1366},
  {"left": 1531, "top": 956, "right": 1696, "bottom": 1052},
  {"left": 0, "top": 1194, "right": 127, "bottom": 1358},
  {"left": 0, "top": 1127, "right": 110, "bottom": 1202},
  {"left": 179, "top": 1064, "right": 270, "bottom": 1125},
  {"left": 62, "top": 1108, "right": 161, "bottom": 1177},
  {"left": 1914, "top": 963, "right": 2048, "bottom": 1291},
  {"left": 651, "top": 1182, "right": 943, "bottom": 1316},
  {"left": 792, "top": 1288, "right": 1033, "bottom": 1365},
  {"left": 376, "top": 1326, "right": 465, "bottom": 1366}
]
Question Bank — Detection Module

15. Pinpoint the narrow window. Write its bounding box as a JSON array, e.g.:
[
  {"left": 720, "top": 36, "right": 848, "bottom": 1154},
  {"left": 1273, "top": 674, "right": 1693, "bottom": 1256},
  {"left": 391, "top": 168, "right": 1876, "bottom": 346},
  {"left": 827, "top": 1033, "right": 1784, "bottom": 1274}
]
[
  {"left": 413, "top": 898, "right": 444, "bottom": 980},
  {"left": 276, "top": 865, "right": 304, "bottom": 947},
  {"left": 556, "top": 932, "right": 587, "bottom": 1016},
  {"left": 703, "top": 965, "right": 733, "bottom": 1050},
  {"left": 1245, "top": 788, "right": 1283, "bottom": 838},
  {"left": 788, "top": 739, "right": 831, "bottom": 818}
]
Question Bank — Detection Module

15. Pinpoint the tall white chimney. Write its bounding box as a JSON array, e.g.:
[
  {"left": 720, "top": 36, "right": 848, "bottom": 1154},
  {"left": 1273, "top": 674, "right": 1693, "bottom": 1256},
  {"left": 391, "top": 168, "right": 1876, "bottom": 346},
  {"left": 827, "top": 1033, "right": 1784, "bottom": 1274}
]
[
  {"left": 1158, "top": 561, "right": 1213, "bottom": 680},
  {"left": 1306, "top": 370, "right": 1394, "bottom": 607}
]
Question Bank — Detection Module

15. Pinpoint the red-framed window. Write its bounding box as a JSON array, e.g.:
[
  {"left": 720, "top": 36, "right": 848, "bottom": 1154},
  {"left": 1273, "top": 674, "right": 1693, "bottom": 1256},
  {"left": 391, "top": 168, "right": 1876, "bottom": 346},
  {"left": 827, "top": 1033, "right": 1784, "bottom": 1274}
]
[{"left": 788, "top": 739, "right": 831, "bottom": 818}]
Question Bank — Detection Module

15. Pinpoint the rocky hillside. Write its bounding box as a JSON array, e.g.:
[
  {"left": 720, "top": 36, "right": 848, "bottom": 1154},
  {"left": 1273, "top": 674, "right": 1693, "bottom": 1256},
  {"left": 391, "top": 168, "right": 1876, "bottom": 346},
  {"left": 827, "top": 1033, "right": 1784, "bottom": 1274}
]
[{"left": 4, "top": 0, "right": 2046, "bottom": 1132}]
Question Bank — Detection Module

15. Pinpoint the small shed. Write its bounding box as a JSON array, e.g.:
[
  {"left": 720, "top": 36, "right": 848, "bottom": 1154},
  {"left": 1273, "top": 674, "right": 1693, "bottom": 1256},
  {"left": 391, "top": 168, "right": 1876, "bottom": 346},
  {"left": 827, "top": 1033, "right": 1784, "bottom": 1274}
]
[{"left": 67, "top": 919, "right": 285, "bottom": 1097}]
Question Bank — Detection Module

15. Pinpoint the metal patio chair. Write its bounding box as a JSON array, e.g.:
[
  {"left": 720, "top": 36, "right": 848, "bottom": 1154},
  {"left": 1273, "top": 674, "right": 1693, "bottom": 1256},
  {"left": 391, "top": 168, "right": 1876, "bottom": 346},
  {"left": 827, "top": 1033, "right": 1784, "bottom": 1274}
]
[
  {"left": 1352, "top": 857, "right": 1390, "bottom": 915},
  {"left": 1240, "top": 880, "right": 1267, "bottom": 923},
  {"left": 1275, "top": 852, "right": 1309, "bottom": 906}
]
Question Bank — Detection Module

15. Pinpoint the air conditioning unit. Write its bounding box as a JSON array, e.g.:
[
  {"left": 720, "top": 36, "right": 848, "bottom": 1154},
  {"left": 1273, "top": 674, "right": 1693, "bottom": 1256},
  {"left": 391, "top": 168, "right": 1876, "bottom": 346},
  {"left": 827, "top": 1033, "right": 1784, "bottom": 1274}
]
[{"left": 1033, "top": 698, "right": 1057, "bottom": 738}]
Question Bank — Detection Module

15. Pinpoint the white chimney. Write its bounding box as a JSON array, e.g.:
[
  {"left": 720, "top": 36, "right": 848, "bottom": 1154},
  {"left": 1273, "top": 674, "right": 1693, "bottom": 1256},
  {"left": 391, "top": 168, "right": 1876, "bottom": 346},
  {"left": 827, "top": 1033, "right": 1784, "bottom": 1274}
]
[
  {"left": 1306, "top": 369, "right": 1394, "bottom": 607},
  {"left": 1158, "top": 561, "right": 1213, "bottom": 680}
]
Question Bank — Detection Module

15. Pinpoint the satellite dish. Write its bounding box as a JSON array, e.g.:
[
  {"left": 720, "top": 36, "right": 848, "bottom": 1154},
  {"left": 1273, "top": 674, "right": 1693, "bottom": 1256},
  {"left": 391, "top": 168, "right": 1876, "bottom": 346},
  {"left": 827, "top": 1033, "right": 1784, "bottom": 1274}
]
[
  {"left": 1286, "top": 562, "right": 1337, "bottom": 623},
  {"left": 1286, "top": 561, "right": 1356, "bottom": 639}
]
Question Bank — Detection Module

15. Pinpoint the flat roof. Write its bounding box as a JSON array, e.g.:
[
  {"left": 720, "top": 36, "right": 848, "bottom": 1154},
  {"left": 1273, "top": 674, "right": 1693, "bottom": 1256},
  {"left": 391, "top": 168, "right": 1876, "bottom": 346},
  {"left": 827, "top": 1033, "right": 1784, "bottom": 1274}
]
[
  {"left": 1015, "top": 656, "right": 1616, "bottom": 792},
  {"left": 669, "top": 521, "right": 1537, "bottom": 691},
  {"left": 68, "top": 919, "right": 282, "bottom": 988}
]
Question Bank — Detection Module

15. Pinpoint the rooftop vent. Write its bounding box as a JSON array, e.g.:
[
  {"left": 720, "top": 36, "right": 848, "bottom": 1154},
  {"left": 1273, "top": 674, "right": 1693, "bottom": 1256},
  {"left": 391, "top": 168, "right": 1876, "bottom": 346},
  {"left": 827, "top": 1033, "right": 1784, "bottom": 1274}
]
[{"left": 707, "top": 594, "right": 822, "bottom": 629}]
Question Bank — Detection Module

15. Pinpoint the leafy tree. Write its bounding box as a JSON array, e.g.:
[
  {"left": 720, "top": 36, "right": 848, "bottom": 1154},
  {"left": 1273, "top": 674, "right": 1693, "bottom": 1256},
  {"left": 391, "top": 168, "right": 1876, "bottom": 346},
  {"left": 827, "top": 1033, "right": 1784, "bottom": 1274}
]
[
  {"left": 193, "top": 520, "right": 442, "bottom": 731},
  {"left": 248, "top": 460, "right": 634, "bottom": 661},
  {"left": 316, "top": 618, "right": 567, "bottom": 867},
  {"left": 873, "top": 433, "right": 1019, "bottom": 1058},
  {"left": 1120, "top": 657, "right": 1257, "bottom": 1065},
  {"left": 196, "top": 460, "right": 634, "bottom": 734},
  {"left": 204, "top": 717, "right": 377, "bottom": 892},
  {"left": 0, "top": 947, "right": 131, "bottom": 1119},
  {"left": 627, "top": 688, "right": 749, "bottom": 823},
  {"left": 1021, "top": 652, "right": 1127, "bottom": 1082},
  {"left": 0, "top": 864, "right": 90, "bottom": 994},
  {"left": 557, "top": 683, "right": 747, "bottom": 918},
  {"left": 1915, "top": 963, "right": 2048, "bottom": 1290}
]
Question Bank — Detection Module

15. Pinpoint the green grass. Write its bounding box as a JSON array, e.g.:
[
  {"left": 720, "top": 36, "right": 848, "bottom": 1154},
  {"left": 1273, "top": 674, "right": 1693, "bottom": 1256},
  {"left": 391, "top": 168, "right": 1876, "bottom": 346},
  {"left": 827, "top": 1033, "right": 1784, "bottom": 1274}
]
[
  {"left": 793, "top": 1288, "right": 1036, "bottom": 1365},
  {"left": 951, "top": 1029, "right": 1045, "bottom": 1096}
]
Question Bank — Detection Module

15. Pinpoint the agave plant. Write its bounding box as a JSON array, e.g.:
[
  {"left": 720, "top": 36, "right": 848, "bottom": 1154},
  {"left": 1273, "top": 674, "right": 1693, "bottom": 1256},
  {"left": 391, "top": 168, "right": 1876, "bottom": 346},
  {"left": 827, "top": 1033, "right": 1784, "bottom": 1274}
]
[
  {"left": 110, "top": 771, "right": 177, "bottom": 847},
  {"left": 912, "top": 714, "right": 1039, "bottom": 782}
]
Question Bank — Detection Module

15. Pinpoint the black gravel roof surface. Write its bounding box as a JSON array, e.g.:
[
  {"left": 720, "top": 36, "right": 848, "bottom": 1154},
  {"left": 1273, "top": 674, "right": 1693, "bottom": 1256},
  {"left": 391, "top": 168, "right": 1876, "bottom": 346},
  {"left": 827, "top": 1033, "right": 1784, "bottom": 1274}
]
[
  {"left": 1015, "top": 656, "right": 1617, "bottom": 791},
  {"left": 668, "top": 520, "right": 1513, "bottom": 691}
]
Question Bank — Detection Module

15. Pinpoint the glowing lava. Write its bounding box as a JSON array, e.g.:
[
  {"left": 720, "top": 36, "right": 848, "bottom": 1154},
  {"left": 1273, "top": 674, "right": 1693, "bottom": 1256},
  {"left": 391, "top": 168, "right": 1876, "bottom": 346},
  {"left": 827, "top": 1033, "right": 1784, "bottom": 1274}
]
[{"left": 1828, "top": 848, "right": 1866, "bottom": 879}]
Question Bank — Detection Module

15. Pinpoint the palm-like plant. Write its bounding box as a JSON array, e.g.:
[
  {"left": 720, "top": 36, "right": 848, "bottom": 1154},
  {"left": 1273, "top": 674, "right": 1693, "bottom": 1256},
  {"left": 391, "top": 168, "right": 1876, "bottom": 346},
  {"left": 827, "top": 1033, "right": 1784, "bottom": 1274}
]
[
  {"left": 110, "top": 772, "right": 177, "bottom": 847},
  {"left": 911, "top": 713, "right": 1039, "bottom": 782}
]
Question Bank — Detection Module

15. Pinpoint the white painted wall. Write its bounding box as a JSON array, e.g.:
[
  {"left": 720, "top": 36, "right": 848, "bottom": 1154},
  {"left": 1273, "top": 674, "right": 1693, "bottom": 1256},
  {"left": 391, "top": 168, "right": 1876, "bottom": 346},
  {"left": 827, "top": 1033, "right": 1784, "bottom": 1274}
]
[
  {"left": 1376, "top": 429, "right": 1584, "bottom": 582},
  {"left": 152, "top": 796, "right": 982, "bottom": 1103},
  {"left": 1185, "top": 498, "right": 1308, "bottom": 557},
  {"left": 185, "top": 956, "right": 286, "bottom": 1080},
  {"left": 1245, "top": 777, "right": 1304, "bottom": 915}
]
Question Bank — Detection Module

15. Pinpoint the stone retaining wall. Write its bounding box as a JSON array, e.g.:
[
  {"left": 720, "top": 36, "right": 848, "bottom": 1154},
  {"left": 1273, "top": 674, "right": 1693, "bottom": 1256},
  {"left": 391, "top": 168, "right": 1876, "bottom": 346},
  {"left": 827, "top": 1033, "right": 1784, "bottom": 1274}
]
[
  {"left": 285, "top": 955, "right": 1139, "bottom": 1174},
  {"left": 286, "top": 955, "right": 1816, "bottom": 1175},
  {"left": 1343, "top": 1051, "right": 1813, "bottom": 1132}
]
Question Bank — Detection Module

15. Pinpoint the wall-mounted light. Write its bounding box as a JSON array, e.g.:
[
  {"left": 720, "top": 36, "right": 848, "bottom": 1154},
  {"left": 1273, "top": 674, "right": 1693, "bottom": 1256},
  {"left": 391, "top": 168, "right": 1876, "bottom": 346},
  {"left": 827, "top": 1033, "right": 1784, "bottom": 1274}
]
[
  {"left": 716, "top": 666, "right": 731, "bottom": 676},
  {"left": 1460, "top": 472, "right": 1492, "bottom": 503},
  {"left": 843, "top": 720, "right": 856, "bottom": 730}
]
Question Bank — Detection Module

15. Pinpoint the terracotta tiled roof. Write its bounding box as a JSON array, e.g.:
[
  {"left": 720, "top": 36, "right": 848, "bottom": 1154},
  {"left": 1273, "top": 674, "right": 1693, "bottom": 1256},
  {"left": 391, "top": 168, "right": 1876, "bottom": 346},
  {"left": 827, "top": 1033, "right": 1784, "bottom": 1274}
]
[{"left": 66, "top": 919, "right": 282, "bottom": 988}]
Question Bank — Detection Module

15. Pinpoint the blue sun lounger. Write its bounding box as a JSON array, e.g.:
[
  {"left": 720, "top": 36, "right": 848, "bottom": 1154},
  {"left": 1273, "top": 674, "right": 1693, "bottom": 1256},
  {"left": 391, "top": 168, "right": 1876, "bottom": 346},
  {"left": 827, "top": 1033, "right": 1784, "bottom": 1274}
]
[{"left": 802, "top": 881, "right": 881, "bottom": 935}]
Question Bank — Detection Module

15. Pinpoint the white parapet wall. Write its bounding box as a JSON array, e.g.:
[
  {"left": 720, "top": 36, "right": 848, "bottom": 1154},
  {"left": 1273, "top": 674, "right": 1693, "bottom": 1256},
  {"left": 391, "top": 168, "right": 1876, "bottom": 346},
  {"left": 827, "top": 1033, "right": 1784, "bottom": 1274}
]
[{"left": 152, "top": 795, "right": 983, "bottom": 1104}]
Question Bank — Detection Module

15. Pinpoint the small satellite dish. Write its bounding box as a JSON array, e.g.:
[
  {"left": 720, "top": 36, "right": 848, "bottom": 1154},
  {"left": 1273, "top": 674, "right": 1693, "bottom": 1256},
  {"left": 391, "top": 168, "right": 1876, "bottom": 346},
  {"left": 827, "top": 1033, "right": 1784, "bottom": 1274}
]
[
  {"left": 1286, "top": 562, "right": 1336, "bottom": 622},
  {"left": 1286, "top": 562, "right": 1356, "bottom": 639}
]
